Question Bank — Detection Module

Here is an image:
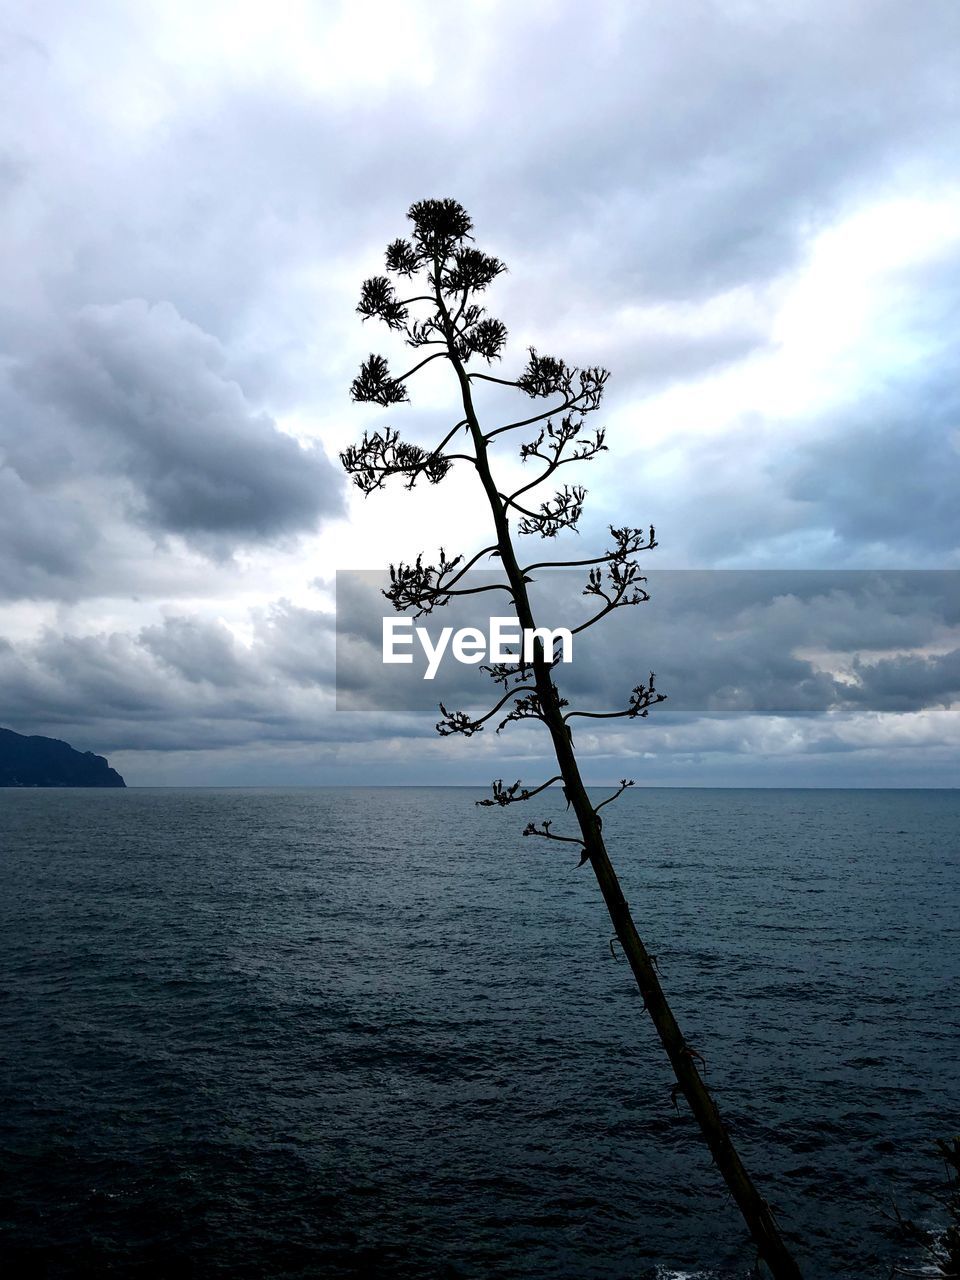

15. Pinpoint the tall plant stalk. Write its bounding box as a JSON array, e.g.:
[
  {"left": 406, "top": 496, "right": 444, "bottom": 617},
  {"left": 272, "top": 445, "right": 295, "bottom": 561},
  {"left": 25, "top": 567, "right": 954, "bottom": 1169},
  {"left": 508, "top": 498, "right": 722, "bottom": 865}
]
[{"left": 342, "top": 198, "right": 803, "bottom": 1278}]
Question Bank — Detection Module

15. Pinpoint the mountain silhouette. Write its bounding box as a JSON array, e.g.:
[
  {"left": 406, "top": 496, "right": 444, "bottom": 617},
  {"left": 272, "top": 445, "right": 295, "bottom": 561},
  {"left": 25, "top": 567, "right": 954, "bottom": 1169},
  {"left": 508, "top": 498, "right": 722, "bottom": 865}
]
[{"left": 0, "top": 726, "right": 125, "bottom": 787}]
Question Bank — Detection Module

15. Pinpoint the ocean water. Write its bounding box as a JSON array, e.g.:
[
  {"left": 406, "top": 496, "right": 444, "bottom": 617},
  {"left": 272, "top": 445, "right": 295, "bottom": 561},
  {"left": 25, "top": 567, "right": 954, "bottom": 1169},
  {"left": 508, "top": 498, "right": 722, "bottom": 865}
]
[{"left": 0, "top": 786, "right": 957, "bottom": 1279}]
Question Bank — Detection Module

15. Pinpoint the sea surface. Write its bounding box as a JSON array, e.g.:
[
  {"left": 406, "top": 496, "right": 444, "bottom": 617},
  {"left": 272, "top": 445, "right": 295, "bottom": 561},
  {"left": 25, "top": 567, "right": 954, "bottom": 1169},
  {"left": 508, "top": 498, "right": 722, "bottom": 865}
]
[{"left": 0, "top": 786, "right": 957, "bottom": 1279}]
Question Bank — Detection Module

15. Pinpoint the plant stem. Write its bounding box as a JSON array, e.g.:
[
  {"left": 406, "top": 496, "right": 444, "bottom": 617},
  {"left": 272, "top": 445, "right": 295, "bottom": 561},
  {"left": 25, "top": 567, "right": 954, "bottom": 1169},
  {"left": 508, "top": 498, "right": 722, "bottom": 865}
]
[{"left": 434, "top": 276, "right": 803, "bottom": 1279}]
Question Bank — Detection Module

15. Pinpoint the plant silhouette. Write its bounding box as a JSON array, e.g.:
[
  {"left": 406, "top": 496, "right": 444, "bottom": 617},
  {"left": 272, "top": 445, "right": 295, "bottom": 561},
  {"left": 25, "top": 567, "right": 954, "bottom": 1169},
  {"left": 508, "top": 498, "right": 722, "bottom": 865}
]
[{"left": 342, "top": 197, "right": 804, "bottom": 1279}]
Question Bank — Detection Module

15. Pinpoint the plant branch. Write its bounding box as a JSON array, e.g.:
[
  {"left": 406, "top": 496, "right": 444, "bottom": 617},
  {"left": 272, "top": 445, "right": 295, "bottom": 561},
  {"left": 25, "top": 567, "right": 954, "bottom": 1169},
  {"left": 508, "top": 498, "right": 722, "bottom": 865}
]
[
  {"left": 394, "top": 350, "right": 449, "bottom": 383},
  {"left": 475, "top": 776, "right": 563, "bottom": 807},
  {"left": 436, "top": 682, "right": 538, "bottom": 737},
  {"left": 563, "top": 675, "right": 666, "bottom": 723},
  {"left": 522, "top": 819, "right": 585, "bottom": 848},
  {"left": 594, "top": 778, "right": 636, "bottom": 816}
]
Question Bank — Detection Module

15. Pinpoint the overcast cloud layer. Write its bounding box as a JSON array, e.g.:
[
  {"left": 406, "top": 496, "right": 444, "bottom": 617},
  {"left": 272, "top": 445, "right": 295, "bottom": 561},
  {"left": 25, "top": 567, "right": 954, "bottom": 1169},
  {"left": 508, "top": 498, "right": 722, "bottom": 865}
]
[{"left": 1, "top": 1, "right": 958, "bottom": 785}]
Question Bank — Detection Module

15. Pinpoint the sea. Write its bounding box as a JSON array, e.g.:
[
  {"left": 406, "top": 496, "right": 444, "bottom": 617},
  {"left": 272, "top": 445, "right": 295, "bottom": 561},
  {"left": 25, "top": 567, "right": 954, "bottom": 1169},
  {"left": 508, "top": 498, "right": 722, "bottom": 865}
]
[{"left": 0, "top": 786, "right": 957, "bottom": 1279}]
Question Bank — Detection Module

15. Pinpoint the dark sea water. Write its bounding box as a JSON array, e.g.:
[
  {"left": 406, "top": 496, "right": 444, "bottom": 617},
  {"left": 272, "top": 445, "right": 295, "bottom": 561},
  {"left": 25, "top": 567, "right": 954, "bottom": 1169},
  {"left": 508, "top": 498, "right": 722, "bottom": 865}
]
[{"left": 0, "top": 787, "right": 957, "bottom": 1279}]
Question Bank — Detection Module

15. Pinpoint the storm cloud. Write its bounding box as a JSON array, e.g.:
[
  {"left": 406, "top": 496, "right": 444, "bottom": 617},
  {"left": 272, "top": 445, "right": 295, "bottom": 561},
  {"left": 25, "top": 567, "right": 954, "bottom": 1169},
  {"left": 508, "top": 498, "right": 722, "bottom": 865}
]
[{"left": 4, "top": 298, "right": 343, "bottom": 577}]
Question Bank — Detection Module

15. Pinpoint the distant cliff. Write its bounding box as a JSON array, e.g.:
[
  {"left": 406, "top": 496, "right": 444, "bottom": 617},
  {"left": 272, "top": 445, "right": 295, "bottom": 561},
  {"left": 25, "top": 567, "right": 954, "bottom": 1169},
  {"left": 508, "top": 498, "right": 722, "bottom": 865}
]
[{"left": 0, "top": 726, "right": 126, "bottom": 788}]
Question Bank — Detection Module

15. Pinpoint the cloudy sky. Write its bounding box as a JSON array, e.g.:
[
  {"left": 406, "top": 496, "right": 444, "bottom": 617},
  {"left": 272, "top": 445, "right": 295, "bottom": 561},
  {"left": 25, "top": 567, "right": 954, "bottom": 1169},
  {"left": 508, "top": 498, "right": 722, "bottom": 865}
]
[{"left": 1, "top": 0, "right": 958, "bottom": 786}]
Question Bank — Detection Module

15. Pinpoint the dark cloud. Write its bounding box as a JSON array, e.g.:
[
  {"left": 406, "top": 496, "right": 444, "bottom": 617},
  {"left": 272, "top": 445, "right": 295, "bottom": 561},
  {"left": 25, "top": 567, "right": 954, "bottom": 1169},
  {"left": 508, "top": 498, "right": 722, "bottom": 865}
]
[
  {"left": 561, "top": 570, "right": 960, "bottom": 716},
  {"left": 781, "top": 379, "right": 960, "bottom": 559},
  {"left": 10, "top": 299, "right": 343, "bottom": 550},
  {"left": 252, "top": 600, "right": 337, "bottom": 689},
  {"left": 0, "top": 464, "right": 99, "bottom": 593},
  {"left": 846, "top": 646, "right": 960, "bottom": 712},
  {"left": 0, "top": 607, "right": 342, "bottom": 753},
  {"left": 140, "top": 616, "right": 250, "bottom": 688}
]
